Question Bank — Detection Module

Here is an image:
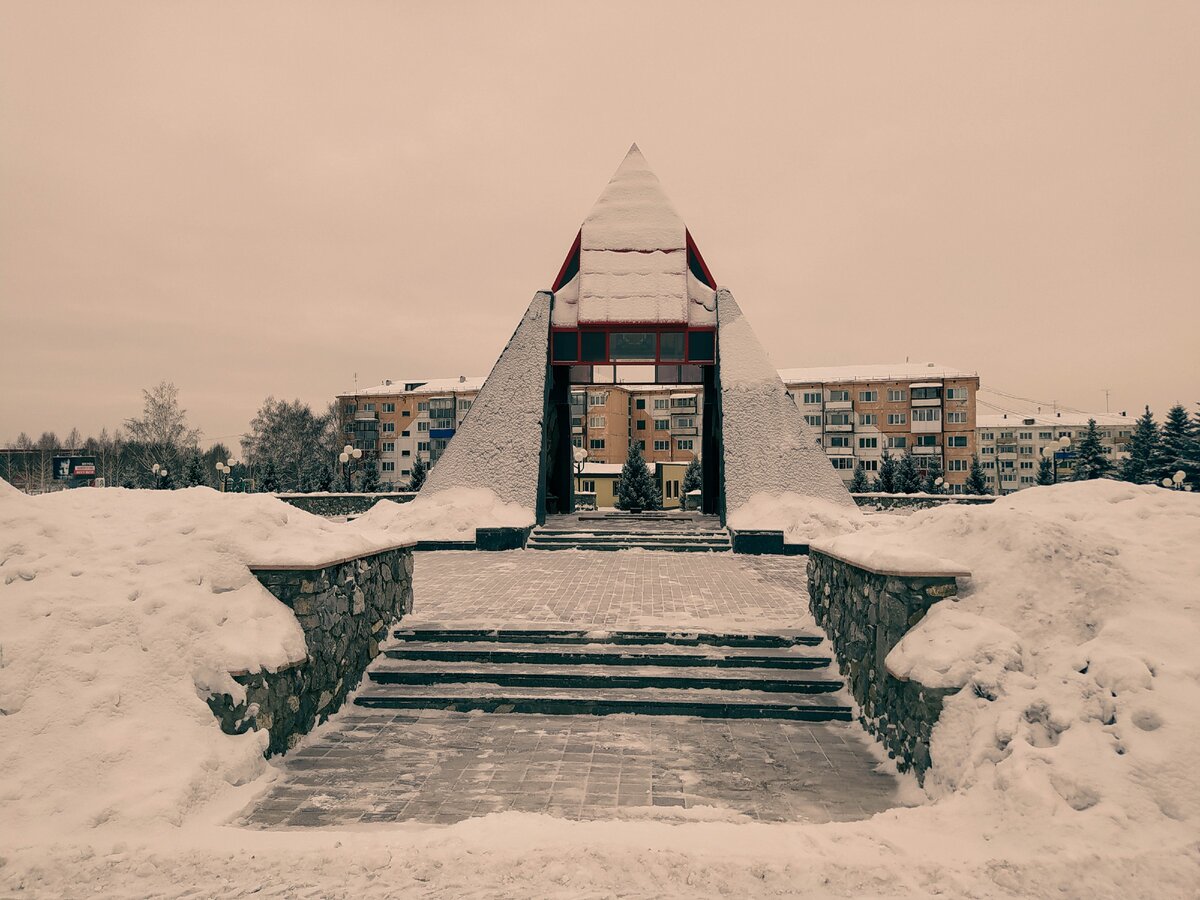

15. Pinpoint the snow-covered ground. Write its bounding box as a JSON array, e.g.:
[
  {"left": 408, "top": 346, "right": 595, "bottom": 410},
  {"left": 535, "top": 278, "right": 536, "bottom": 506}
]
[
  {"left": 351, "top": 485, "right": 534, "bottom": 540},
  {"left": 2, "top": 479, "right": 1198, "bottom": 898}
]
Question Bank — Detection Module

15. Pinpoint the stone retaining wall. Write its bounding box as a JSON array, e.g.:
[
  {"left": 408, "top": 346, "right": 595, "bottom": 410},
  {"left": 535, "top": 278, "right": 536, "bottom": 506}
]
[
  {"left": 851, "top": 493, "right": 996, "bottom": 511},
  {"left": 206, "top": 543, "right": 414, "bottom": 756},
  {"left": 807, "top": 544, "right": 968, "bottom": 782},
  {"left": 273, "top": 492, "right": 416, "bottom": 517}
]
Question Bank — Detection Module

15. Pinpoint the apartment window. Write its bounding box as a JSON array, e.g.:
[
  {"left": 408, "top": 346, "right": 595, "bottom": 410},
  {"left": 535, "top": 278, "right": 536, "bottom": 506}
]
[
  {"left": 828, "top": 390, "right": 850, "bottom": 402},
  {"left": 913, "top": 408, "right": 941, "bottom": 422},
  {"left": 458, "top": 399, "right": 472, "bottom": 411},
  {"left": 983, "top": 460, "right": 995, "bottom": 469},
  {"left": 887, "top": 413, "right": 907, "bottom": 425},
  {"left": 589, "top": 438, "right": 605, "bottom": 450},
  {"left": 887, "top": 389, "right": 907, "bottom": 402},
  {"left": 572, "top": 436, "right": 582, "bottom": 448},
  {"left": 671, "top": 397, "right": 696, "bottom": 408},
  {"left": 947, "top": 435, "right": 968, "bottom": 448},
  {"left": 1001, "top": 431, "right": 1014, "bottom": 439},
  {"left": 858, "top": 437, "right": 878, "bottom": 449},
  {"left": 401, "top": 430, "right": 410, "bottom": 437},
  {"left": 343, "top": 404, "right": 356, "bottom": 414},
  {"left": 383, "top": 422, "right": 395, "bottom": 433},
  {"left": 417, "top": 421, "right": 430, "bottom": 432},
  {"left": 912, "top": 387, "right": 941, "bottom": 401},
  {"left": 805, "top": 415, "right": 822, "bottom": 427},
  {"left": 677, "top": 439, "right": 694, "bottom": 451},
  {"left": 858, "top": 413, "right": 878, "bottom": 426},
  {"left": 588, "top": 393, "right": 607, "bottom": 407},
  {"left": 381, "top": 402, "right": 395, "bottom": 413},
  {"left": 982, "top": 446, "right": 995, "bottom": 455},
  {"left": 636, "top": 398, "right": 646, "bottom": 410},
  {"left": 1017, "top": 432, "right": 1032, "bottom": 440},
  {"left": 417, "top": 401, "right": 429, "bottom": 412},
  {"left": 654, "top": 398, "right": 669, "bottom": 410},
  {"left": 802, "top": 392, "right": 822, "bottom": 404},
  {"left": 831, "top": 457, "right": 855, "bottom": 469},
  {"left": 401, "top": 449, "right": 410, "bottom": 457},
  {"left": 861, "top": 459, "right": 879, "bottom": 472},
  {"left": 828, "top": 436, "right": 851, "bottom": 448},
  {"left": 1000, "top": 460, "right": 1015, "bottom": 470},
  {"left": 382, "top": 441, "right": 395, "bottom": 453},
  {"left": 401, "top": 469, "right": 410, "bottom": 476},
  {"left": 417, "top": 441, "right": 430, "bottom": 452},
  {"left": 1020, "top": 476, "right": 1034, "bottom": 484},
  {"left": 636, "top": 440, "right": 646, "bottom": 450},
  {"left": 674, "top": 417, "right": 695, "bottom": 428},
  {"left": 888, "top": 436, "right": 908, "bottom": 449},
  {"left": 363, "top": 403, "right": 375, "bottom": 412},
  {"left": 1039, "top": 432, "right": 1053, "bottom": 440},
  {"left": 946, "top": 388, "right": 969, "bottom": 400},
  {"left": 916, "top": 434, "right": 939, "bottom": 447},
  {"left": 402, "top": 410, "right": 410, "bottom": 417},
  {"left": 981, "top": 432, "right": 994, "bottom": 441},
  {"left": 654, "top": 419, "right": 669, "bottom": 430},
  {"left": 654, "top": 440, "right": 670, "bottom": 451},
  {"left": 826, "top": 413, "right": 851, "bottom": 426},
  {"left": 636, "top": 420, "right": 646, "bottom": 431},
  {"left": 1020, "top": 461, "right": 1034, "bottom": 470},
  {"left": 588, "top": 416, "right": 606, "bottom": 428},
  {"left": 381, "top": 461, "right": 395, "bottom": 472},
  {"left": 947, "top": 412, "right": 968, "bottom": 424},
  {"left": 948, "top": 459, "right": 968, "bottom": 472},
  {"left": 858, "top": 391, "right": 878, "bottom": 402},
  {"left": 581, "top": 480, "right": 596, "bottom": 493},
  {"left": 1019, "top": 446, "right": 1034, "bottom": 455}
]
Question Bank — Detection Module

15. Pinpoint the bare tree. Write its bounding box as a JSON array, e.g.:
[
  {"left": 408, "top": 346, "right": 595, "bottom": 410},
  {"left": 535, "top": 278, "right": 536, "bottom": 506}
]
[
  {"left": 242, "top": 398, "right": 333, "bottom": 492},
  {"left": 124, "top": 381, "right": 201, "bottom": 483}
]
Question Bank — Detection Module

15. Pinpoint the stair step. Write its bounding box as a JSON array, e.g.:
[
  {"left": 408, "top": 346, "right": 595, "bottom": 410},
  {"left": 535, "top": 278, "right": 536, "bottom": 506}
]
[
  {"left": 532, "top": 529, "right": 729, "bottom": 537},
  {"left": 526, "top": 541, "right": 730, "bottom": 553},
  {"left": 354, "top": 684, "right": 852, "bottom": 722},
  {"left": 369, "top": 661, "right": 842, "bottom": 693},
  {"left": 392, "top": 628, "right": 823, "bottom": 647},
  {"left": 383, "top": 643, "right": 832, "bottom": 670}
]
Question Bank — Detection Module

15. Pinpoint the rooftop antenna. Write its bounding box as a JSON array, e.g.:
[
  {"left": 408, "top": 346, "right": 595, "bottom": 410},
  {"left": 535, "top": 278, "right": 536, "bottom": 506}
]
[{"left": 1103, "top": 388, "right": 1111, "bottom": 413}]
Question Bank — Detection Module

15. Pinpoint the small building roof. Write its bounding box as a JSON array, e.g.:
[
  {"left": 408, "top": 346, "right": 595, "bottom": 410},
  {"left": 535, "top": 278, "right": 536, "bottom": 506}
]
[
  {"left": 976, "top": 412, "right": 1136, "bottom": 430},
  {"left": 339, "top": 376, "right": 487, "bottom": 398}
]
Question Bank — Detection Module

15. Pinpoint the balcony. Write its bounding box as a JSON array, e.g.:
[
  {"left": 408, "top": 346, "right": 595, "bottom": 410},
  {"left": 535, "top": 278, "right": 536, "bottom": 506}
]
[
  {"left": 825, "top": 445, "right": 854, "bottom": 456},
  {"left": 912, "top": 445, "right": 942, "bottom": 455},
  {"left": 824, "top": 423, "right": 853, "bottom": 433},
  {"left": 911, "top": 398, "right": 942, "bottom": 408},
  {"left": 911, "top": 419, "right": 943, "bottom": 434},
  {"left": 671, "top": 426, "right": 698, "bottom": 436},
  {"left": 825, "top": 400, "right": 852, "bottom": 411}
]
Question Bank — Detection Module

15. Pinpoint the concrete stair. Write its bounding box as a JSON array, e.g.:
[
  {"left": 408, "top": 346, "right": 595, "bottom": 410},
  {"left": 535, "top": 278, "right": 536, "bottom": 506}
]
[
  {"left": 526, "top": 526, "right": 732, "bottom": 552},
  {"left": 355, "top": 628, "right": 852, "bottom": 722}
]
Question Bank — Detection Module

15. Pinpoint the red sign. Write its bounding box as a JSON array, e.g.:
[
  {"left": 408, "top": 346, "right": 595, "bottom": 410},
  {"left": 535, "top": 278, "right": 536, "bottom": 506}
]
[{"left": 74, "top": 463, "right": 96, "bottom": 476}]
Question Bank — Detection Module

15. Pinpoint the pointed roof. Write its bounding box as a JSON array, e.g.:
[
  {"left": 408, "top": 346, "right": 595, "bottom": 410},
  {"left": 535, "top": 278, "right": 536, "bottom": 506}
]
[{"left": 581, "top": 144, "right": 686, "bottom": 252}]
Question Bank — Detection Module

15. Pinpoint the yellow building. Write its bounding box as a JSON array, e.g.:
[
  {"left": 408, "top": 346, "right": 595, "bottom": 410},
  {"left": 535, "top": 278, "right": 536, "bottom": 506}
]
[{"left": 575, "top": 460, "right": 692, "bottom": 510}]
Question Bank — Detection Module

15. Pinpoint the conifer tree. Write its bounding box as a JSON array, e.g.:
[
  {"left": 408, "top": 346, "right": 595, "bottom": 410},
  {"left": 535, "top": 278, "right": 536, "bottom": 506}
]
[
  {"left": 258, "top": 459, "right": 281, "bottom": 493},
  {"left": 1153, "top": 404, "right": 1198, "bottom": 487},
  {"left": 1119, "top": 406, "right": 1159, "bottom": 484},
  {"left": 965, "top": 456, "right": 990, "bottom": 495},
  {"left": 922, "top": 456, "right": 945, "bottom": 494},
  {"left": 876, "top": 449, "right": 897, "bottom": 493},
  {"left": 359, "top": 462, "right": 380, "bottom": 493},
  {"left": 682, "top": 458, "right": 703, "bottom": 495},
  {"left": 182, "top": 448, "right": 206, "bottom": 487},
  {"left": 849, "top": 462, "right": 870, "bottom": 493},
  {"left": 407, "top": 456, "right": 427, "bottom": 492},
  {"left": 1072, "top": 419, "right": 1112, "bottom": 481},
  {"left": 895, "top": 451, "right": 922, "bottom": 494},
  {"left": 615, "top": 441, "right": 660, "bottom": 510},
  {"left": 1036, "top": 455, "right": 1055, "bottom": 486}
]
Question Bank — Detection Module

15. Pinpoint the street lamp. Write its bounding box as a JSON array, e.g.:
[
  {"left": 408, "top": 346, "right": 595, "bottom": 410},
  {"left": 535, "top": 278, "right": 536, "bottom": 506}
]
[
  {"left": 1042, "top": 435, "right": 1072, "bottom": 483},
  {"left": 150, "top": 462, "right": 169, "bottom": 489},
  {"left": 1162, "top": 470, "right": 1188, "bottom": 491},
  {"left": 339, "top": 444, "right": 363, "bottom": 489},
  {"left": 215, "top": 458, "right": 240, "bottom": 492},
  {"left": 572, "top": 446, "right": 589, "bottom": 512}
]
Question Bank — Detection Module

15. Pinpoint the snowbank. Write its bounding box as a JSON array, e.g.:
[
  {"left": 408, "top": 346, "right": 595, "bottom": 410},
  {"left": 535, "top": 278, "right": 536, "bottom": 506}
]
[
  {"left": 0, "top": 486, "right": 395, "bottom": 838},
  {"left": 886, "top": 606, "right": 1024, "bottom": 689},
  {"left": 351, "top": 485, "right": 534, "bottom": 541},
  {"left": 727, "top": 490, "right": 864, "bottom": 544}
]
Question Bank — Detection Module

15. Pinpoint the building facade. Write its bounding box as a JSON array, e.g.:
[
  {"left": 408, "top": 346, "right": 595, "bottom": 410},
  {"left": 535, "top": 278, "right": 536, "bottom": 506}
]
[
  {"left": 570, "top": 384, "right": 701, "bottom": 468},
  {"left": 336, "top": 376, "right": 484, "bottom": 487},
  {"left": 975, "top": 412, "right": 1135, "bottom": 494},
  {"left": 779, "top": 364, "right": 981, "bottom": 493}
]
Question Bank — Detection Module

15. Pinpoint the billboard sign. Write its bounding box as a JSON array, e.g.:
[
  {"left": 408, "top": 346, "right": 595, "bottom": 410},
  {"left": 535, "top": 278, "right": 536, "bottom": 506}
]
[{"left": 52, "top": 456, "right": 98, "bottom": 481}]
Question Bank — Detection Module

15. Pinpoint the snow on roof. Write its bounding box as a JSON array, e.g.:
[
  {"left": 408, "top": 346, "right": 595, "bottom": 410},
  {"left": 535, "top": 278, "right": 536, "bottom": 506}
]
[
  {"left": 977, "top": 412, "right": 1136, "bottom": 429},
  {"left": 581, "top": 144, "right": 685, "bottom": 252},
  {"left": 777, "top": 363, "right": 978, "bottom": 384},
  {"left": 340, "top": 376, "right": 487, "bottom": 397},
  {"left": 578, "top": 461, "right": 674, "bottom": 475}
]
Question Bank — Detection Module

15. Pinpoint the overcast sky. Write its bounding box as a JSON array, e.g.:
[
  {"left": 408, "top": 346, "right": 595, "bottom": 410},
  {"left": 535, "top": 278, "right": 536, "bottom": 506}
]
[{"left": 2, "top": 1, "right": 1197, "bottom": 447}]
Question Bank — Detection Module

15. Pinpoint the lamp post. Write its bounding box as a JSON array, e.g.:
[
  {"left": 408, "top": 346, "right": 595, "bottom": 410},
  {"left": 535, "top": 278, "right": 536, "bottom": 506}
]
[
  {"left": 339, "top": 444, "right": 363, "bottom": 490},
  {"left": 215, "top": 458, "right": 240, "bottom": 492},
  {"left": 572, "top": 446, "right": 589, "bottom": 512},
  {"left": 151, "top": 463, "right": 169, "bottom": 489},
  {"left": 1042, "top": 435, "right": 1072, "bottom": 484},
  {"left": 1162, "top": 470, "right": 1189, "bottom": 491}
]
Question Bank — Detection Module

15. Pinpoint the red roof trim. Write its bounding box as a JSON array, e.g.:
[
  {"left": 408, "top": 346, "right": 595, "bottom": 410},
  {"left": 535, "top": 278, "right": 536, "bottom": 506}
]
[
  {"left": 686, "top": 230, "right": 716, "bottom": 288},
  {"left": 551, "top": 230, "right": 581, "bottom": 292}
]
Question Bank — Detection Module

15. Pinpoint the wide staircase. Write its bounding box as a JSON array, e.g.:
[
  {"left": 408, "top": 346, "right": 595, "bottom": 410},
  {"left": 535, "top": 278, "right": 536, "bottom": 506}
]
[
  {"left": 526, "top": 512, "right": 732, "bottom": 552},
  {"left": 355, "top": 627, "right": 852, "bottom": 722}
]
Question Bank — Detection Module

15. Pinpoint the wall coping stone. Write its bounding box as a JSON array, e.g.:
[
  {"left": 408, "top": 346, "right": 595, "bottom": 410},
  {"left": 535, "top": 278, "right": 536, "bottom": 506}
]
[
  {"left": 248, "top": 539, "right": 417, "bottom": 572},
  {"left": 810, "top": 537, "right": 971, "bottom": 578}
]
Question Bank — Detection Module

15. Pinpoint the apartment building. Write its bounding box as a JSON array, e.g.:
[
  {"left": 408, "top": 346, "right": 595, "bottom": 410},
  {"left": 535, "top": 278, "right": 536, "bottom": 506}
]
[
  {"left": 336, "top": 376, "right": 484, "bottom": 486},
  {"left": 570, "top": 384, "right": 702, "bottom": 468},
  {"left": 778, "top": 363, "right": 981, "bottom": 493},
  {"left": 975, "top": 412, "right": 1135, "bottom": 494}
]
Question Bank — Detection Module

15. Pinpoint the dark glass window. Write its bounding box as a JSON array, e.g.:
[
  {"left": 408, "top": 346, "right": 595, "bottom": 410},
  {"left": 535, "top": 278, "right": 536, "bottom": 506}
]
[
  {"left": 581, "top": 331, "right": 607, "bottom": 362},
  {"left": 659, "top": 332, "right": 685, "bottom": 360},
  {"left": 552, "top": 331, "right": 578, "bottom": 362},
  {"left": 656, "top": 366, "right": 680, "bottom": 383},
  {"left": 687, "top": 331, "right": 715, "bottom": 361},
  {"left": 680, "top": 365, "right": 703, "bottom": 383},
  {"left": 636, "top": 398, "right": 646, "bottom": 409},
  {"left": 610, "top": 332, "right": 656, "bottom": 359},
  {"left": 636, "top": 420, "right": 646, "bottom": 431}
]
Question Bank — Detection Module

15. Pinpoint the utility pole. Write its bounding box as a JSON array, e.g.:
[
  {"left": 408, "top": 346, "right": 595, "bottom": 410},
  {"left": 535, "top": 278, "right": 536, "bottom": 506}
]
[{"left": 1102, "top": 388, "right": 1111, "bottom": 413}]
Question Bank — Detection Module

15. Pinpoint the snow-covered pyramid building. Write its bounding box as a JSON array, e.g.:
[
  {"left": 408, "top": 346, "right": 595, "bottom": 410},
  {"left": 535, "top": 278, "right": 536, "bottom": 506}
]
[{"left": 422, "top": 144, "right": 854, "bottom": 526}]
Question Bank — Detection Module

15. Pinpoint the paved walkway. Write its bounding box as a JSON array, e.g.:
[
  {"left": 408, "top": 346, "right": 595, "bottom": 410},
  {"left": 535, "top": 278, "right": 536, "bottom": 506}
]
[{"left": 240, "top": 551, "right": 903, "bottom": 828}]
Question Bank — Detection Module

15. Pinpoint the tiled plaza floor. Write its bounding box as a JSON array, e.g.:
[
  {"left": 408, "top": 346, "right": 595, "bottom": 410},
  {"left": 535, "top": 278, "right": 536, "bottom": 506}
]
[
  {"left": 240, "top": 551, "right": 903, "bottom": 828},
  {"left": 407, "top": 550, "right": 815, "bottom": 630},
  {"left": 243, "top": 710, "right": 899, "bottom": 827}
]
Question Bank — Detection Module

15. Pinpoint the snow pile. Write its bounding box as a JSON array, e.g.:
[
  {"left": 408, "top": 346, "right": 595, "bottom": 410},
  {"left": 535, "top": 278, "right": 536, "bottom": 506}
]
[
  {"left": 728, "top": 490, "right": 863, "bottom": 544},
  {"left": 886, "top": 606, "right": 1024, "bottom": 689},
  {"left": 813, "top": 532, "right": 968, "bottom": 576},
  {"left": 862, "top": 481, "right": 1200, "bottom": 834},
  {"left": 0, "top": 486, "right": 394, "bottom": 838},
  {"left": 352, "top": 486, "right": 533, "bottom": 541}
]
